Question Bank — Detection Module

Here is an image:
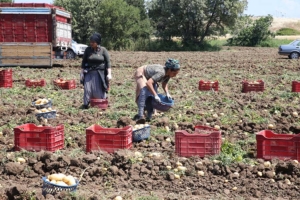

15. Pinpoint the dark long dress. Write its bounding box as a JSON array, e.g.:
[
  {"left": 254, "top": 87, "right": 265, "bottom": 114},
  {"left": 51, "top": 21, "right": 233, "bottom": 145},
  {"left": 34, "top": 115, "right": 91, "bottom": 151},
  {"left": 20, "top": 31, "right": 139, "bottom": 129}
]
[{"left": 81, "top": 46, "right": 111, "bottom": 105}]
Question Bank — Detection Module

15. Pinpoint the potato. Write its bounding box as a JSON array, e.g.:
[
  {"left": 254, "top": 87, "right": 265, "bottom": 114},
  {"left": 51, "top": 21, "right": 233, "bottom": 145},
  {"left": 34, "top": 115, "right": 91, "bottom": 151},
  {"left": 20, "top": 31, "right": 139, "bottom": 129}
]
[
  {"left": 35, "top": 99, "right": 42, "bottom": 104},
  {"left": 50, "top": 180, "right": 57, "bottom": 184},
  {"left": 63, "top": 175, "right": 76, "bottom": 186},
  {"left": 17, "top": 157, "right": 26, "bottom": 163},
  {"left": 56, "top": 181, "right": 68, "bottom": 186},
  {"left": 48, "top": 173, "right": 66, "bottom": 182},
  {"left": 177, "top": 166, "right": 187, "bottom": 171},
  {"left": 41, "top": 108, "right": 48, "bottom": 113}
]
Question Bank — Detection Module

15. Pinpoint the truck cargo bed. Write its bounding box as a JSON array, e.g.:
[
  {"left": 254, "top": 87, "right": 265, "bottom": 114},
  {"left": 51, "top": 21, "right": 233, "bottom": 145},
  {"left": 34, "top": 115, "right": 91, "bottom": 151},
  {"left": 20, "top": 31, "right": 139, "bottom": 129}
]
[{"left": 0, "top": 42, "right": 52, "bottom": 67}]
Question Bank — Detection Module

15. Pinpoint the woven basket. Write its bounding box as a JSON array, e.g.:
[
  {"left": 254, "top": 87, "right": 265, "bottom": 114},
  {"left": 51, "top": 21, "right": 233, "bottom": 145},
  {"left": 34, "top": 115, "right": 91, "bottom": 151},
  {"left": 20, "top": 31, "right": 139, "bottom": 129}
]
[
  {"left": 133, "top": 126, "right": 150, "bottom": 142},
  {"left": 42, "top": 177, "right": 79, "bottom": 196}
]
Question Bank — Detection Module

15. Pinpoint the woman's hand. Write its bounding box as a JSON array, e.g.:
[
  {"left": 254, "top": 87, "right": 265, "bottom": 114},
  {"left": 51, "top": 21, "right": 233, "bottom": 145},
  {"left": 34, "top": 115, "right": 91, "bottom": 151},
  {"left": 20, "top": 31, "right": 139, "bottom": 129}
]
[
  {"left": 107, "top": 74, "right": 112, "bottom": 80},
  {"left": 80, "top": 69, "right": 84, "bottom": 84},
  {"left": 107, "top": 68, "right": 112, "bottom": 80}
]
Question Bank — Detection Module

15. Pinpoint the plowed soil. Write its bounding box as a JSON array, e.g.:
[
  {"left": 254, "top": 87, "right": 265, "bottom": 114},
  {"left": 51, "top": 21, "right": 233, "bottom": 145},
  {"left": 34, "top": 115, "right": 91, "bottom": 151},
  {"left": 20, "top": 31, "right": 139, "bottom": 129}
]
[{"left": 1, "top": 47, "right": 300, "bottom": 200}]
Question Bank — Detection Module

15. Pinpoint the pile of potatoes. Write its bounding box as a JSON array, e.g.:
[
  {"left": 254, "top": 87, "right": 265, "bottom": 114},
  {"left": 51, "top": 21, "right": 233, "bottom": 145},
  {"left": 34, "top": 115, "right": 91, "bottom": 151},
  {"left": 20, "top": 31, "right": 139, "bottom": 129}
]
[
  {"left": 133, "top": 124, "right": 149, "bottom": 131},
  {"left": 55, "top": 79, "right": 66, "bottom": 84},
  {"left": 33, "top": 98, "right": 56, "bottom": 114},
  {"left": 46, "top": 173, "right": 77, "bottom": 186},
  {"left": 35, "top": 107, "right": 55, "bottom": 113},
  {"left": 248, "top": 81, "right": 261, "bottom": 84},
  {"left": 34, "top": 98, "right": 50, "bottom": 105}
]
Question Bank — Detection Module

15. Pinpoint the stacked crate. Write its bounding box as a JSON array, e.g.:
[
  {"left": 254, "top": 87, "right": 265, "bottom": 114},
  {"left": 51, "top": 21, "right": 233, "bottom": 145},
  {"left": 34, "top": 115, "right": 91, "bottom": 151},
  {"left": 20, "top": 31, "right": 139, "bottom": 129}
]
[{"left": 0, "top": 69, "right": 12, "bottom": 88}]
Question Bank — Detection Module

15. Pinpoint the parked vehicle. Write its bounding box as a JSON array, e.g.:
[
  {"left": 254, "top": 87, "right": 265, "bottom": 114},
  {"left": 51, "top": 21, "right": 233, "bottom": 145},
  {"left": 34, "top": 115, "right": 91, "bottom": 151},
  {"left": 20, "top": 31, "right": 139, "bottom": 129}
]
[
  {"left": 278, "top": 39, "right": 300, "bottom": 59},
  {"left": 0, "top": 3, "right": 72, "bottom": 67},
  {"left": 66, "top": 40, "right": 88, "bottom": 59}
]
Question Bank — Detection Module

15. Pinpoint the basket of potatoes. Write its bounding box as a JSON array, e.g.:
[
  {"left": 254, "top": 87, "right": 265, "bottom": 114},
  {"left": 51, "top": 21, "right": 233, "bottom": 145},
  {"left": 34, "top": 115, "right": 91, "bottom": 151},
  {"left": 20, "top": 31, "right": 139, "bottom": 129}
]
[
  {"left": 35, "top": 107, "right": 56, "bottom": 119},
  {"left": 32, "top": 98, "right": 52, "bottom": 109},
  {"left": 132, "top": 124, "right": 151, "bottom": 142},
  {"left": 42, "top": 173, "right": 78, "bottom": 195}
]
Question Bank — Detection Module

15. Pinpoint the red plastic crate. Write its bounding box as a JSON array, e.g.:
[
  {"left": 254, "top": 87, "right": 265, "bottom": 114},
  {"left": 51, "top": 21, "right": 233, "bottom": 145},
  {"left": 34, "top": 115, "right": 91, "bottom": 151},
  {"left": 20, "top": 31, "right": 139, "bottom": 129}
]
[
  {"left": 24, "top": 28, "right": 36, "bottom": 36},
  {"left": 14, "top": 123, "right": 64, "bottom": 152},
  {"left": 36, "top": 20, "right": 48, "bottom": 27},
  {"left": 0, "top": 80, "right": 12, "bottom": 88},
  {"left": 53, "top": 79, "right": 76, "bottom": 90},
  {"left": 292, "top": 81, "right": 300, "bottom": 92},
  {"left": 175, "top": 126, "right": 222, "bottom": 157},
  {"left": 0, "top": 69, "right": 12, "bottom": 76},
  {"left": 25, "top": 36, "right": 37, "bottom": 42},
  {"left": 55, "top": 15, "right": 68, "bottom": 23},
  {"left": 0, "top": 21, "right": 13, "bottom": 28},
  {"left": 86, "top": 125, "right": 133, "bottom": 153},
  {"left": 24, "top": 21, "right": 36, "bottom": 27},
  {"left": 242, "top": 80, "right": 264, "bottom": 93},
  {"left": 1, "top": 34, "right": 13, "bottom": 42},
  {"left": 90, "top": 99, "right": 109, "bottom": 110},
  {"left": 256, "top": 130, "right": 300, "bottom": 161},
  {"left": 36, "top": 36, "right": 49, "bottom": 42},
  {"left": 0, "top": 69, "right": 12, "bottom": 88},
  {"left": 25, "top": 79, "right": 46, "bottom": 88},
  {"left": 14, "top": 34, "right": 25, "bottom": 42},
  {"left": 1, "top": 29, "right": 13, "bottom": 34},
  {"left": 198, "top": 80, "right": 219, "bottom": 91}
]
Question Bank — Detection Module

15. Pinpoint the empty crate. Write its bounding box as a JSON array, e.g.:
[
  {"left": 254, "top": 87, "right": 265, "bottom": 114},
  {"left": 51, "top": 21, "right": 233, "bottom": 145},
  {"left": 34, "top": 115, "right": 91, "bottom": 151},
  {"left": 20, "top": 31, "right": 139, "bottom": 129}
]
[
  {"left": 25, "top": 79, "right": 46, "bottom": 87},
  {"left": 53, "top": 79, "right": 76, "bottom": 90},
  {"left": 90, "top": 99, "right": 108, "bottom": 110},
  {"left": 14, "top": 123, "right": 64, "bottom": 152},
  {"left": 292, "top": 81, "right": 300, "bottom": 92},
  {"left": 0, "top": 69, "right": 12, "bottom": 88},
  {"left": 86, "top": 125, "right": 133, "bottom": 153},
  {"left": 242, "top": 80, "right": 264, "bottom": 93},
  {"left": 256, "top": 130, "right": 300, "bottom": 161},
  {"left": 198, "top": 80, "right": 218, "bottom": 91},
  {"left": 175, "top": 126, "right": 221, "bottom": 157}
]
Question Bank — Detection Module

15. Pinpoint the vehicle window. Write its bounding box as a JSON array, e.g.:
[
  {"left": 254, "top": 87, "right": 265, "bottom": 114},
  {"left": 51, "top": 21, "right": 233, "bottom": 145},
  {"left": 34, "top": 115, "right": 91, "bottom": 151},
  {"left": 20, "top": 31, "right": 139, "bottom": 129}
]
[{"left": 290, "top": 40, "right": 299, "bottom": 46}]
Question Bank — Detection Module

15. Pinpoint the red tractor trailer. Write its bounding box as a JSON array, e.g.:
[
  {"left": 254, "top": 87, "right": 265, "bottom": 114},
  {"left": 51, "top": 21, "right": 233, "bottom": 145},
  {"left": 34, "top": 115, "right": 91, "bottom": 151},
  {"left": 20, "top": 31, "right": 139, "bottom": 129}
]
[{"left": 0, "top": 3, "right": 72, "bottom": 67}]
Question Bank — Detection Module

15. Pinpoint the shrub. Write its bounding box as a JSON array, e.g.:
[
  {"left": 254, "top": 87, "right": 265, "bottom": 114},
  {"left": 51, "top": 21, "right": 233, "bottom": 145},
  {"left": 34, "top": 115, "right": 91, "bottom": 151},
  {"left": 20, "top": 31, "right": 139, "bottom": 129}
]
[{"left": 276, "top": 28, "right": 300, "bottom": 36}]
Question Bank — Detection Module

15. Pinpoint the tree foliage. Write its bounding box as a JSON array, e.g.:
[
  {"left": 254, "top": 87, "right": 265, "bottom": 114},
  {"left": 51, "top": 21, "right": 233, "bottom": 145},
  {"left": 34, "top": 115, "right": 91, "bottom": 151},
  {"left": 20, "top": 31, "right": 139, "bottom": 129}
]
[
  {"left": 53, "top": 0, "right": 249, "bottom": 50},
  {"left": 228, "top": 15, "right": 274, "bottom": 46},
  {"left": 0, "top": 0, "right": 14, "bottom": 3},
  {"left": 54, "top": 0, "right": 151, "bottom": 50},
  {"left": 148, "top": 0, "right": 247, "bottom": 46}
]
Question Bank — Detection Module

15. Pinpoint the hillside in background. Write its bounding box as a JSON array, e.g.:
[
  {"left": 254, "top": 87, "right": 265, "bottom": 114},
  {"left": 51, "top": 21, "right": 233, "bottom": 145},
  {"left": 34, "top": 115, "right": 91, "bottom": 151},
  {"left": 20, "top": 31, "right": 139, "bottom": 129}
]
[
  {"left": 252, "top": 17, "right": 299, "bottom": 31},
  {"left": 271, "top": 17, "right": 300, "bottom": 32}
]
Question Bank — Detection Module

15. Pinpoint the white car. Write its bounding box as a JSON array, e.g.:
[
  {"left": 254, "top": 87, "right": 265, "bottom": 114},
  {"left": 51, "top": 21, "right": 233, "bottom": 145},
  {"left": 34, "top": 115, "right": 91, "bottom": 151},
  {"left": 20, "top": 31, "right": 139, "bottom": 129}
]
[{"left": 66, "top": 40, "right": 88, "bottom": 59}]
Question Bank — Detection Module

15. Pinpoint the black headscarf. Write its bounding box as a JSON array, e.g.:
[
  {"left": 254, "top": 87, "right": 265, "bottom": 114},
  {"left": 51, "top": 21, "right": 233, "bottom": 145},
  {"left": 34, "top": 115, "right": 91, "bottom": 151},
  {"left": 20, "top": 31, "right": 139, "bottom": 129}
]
[{"left": 90, "top": 32, "right": 102, "bottom": 45}]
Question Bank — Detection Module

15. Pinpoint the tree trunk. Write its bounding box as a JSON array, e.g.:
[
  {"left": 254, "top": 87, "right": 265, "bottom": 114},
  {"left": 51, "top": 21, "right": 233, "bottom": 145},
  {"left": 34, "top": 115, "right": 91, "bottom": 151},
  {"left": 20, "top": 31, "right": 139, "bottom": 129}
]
[{"left": 199, "top": 0, "right": 218, "bottom": 46}]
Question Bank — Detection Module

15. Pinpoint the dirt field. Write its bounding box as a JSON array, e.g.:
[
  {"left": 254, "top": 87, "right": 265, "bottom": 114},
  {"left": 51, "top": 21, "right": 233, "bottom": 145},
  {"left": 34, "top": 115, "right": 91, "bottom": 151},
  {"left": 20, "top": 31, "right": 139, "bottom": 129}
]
[{"left": 1, "top": 47, "right": 300, "bottom": 200}]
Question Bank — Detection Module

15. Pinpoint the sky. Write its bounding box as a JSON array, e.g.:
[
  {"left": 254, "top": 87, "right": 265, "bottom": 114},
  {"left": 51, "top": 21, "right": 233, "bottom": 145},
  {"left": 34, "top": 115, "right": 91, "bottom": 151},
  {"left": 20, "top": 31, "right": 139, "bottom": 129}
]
[
  {"left": 244, "top": 0, "right": 300, "bottom": 18},
  {"left": 13, "top": 0, "right": 300, "bottom": 19}
]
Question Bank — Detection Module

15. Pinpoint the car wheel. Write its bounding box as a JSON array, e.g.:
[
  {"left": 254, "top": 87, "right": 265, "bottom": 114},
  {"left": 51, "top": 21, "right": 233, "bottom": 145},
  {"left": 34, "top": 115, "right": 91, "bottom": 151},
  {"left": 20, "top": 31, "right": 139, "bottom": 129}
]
[
  {"left": 290, "top": 52, "right": 299, "bottom": 59},
  {"left": 66, "top": 50, "right": 76, "bottom": 59}
]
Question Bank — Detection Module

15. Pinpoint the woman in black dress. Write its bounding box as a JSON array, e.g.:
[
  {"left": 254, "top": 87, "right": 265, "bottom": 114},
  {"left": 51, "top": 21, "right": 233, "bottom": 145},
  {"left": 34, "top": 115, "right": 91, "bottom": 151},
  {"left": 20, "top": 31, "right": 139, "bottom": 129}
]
[{"left": 80, "top": 33, "right": 112, "bottom": 109}]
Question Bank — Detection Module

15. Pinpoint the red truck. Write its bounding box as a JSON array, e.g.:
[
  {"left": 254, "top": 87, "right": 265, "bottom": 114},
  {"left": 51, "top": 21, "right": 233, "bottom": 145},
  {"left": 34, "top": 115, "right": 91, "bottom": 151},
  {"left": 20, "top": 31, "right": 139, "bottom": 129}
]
[{"left": 0, "top": 3, "right": 72, "bottom": 67}]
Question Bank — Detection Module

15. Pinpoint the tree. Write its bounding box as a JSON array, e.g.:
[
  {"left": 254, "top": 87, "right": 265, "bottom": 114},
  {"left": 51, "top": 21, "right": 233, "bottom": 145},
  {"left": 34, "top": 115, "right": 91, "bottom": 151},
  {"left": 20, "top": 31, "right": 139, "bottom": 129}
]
[
  {"left": 95, "top": 0, "right": 151, "bottom": 50},
  {"left": 0, "top": 0, "right": 14, "bottom": 3},
  {"left": 124, "top": 0, "right": 148, "bottom": 20},
  {"left": 54, "top": 0, "right": 99, "bottom": 44},
  {"left": 148, "top": 0, "right": 247, "bottom": 46},
  {"left": 54, "top": 0, "right": 151, "bottom": 50},
  {"left": 228, "top": 15, "right": 274, "bottom": 46}
]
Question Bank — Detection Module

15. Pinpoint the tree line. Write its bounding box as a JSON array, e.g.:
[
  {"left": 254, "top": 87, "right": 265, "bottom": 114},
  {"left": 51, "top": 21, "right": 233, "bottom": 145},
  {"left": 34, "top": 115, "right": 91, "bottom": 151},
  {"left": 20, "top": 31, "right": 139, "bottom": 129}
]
[{"left": 1, "top": 0, "right": 275, "bottom": 50}]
